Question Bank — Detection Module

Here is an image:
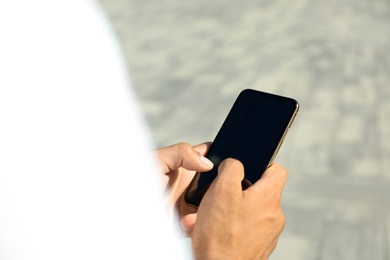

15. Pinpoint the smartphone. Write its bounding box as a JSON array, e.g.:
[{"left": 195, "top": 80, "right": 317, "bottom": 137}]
[{"left": 184, "top": 89, "right": 299, "bottom": 208}]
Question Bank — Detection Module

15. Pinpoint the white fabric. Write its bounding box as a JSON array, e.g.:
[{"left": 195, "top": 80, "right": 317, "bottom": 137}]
[{"left": 0, "top": 1, "right": 187, "bottom": 259}]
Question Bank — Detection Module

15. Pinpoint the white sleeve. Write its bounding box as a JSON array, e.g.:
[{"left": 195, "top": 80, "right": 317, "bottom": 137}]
[{"left": 0, "top": 1, "right": 189, "bottom": 259}]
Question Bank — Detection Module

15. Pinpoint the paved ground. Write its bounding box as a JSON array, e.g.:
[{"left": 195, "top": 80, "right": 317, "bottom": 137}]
[{"left": 99, "top": 0, "right": 390, "bottom": 259}]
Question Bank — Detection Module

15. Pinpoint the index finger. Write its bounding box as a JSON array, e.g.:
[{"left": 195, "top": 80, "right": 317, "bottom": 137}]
[{"left": 156, "top": 142, "right": 213, "bottom": 173}]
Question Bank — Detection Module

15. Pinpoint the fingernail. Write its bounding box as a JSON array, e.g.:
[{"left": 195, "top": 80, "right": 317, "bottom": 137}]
[{"left": 200, "top": 156, "right": 214, "bottom": 168}]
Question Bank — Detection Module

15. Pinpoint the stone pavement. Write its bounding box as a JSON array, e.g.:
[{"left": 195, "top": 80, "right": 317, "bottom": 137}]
[{"left": 99, "top": 0, "right": 390, "bottom": 259}]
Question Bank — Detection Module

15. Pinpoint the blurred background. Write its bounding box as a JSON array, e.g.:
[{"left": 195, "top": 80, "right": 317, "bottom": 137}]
[{"left": 98, "top": 0, "right": 390, "bottom": 259}]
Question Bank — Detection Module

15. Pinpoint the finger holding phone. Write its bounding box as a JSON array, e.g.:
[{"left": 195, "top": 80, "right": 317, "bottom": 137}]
[
  {"left": 156, "top": 142, "right": 213, "bottom": 234},
  {"left": 157, "top": 89, "right": 299, "bottom": 258},
  {"left": 156, "top": 143, "right": 287, "bottom": 259},
  {"left": 191, "top": 158, "right": 287, "bottom": 260}
]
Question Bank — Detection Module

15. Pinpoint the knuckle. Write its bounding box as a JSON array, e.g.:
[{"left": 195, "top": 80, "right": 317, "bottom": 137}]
[
  {"left": 177, "top": 142, "right": 191, "bottom": 150},
  {"left": 263, "top": 203, "right": 284, "bottom": 223},
  {"left": 270, "top": 208, "right": 286, "bottom": 233},
  {"left": 278, "top": 210, "right": 286, "bottom": 230},
  {"left": 177, "top": 142, "right": 191, "bottom": 154}
]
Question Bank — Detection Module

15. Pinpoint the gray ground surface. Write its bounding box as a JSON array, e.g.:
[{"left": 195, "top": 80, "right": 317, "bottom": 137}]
[{"left": 99, "top": 0, "right": 390, "bottom": 259}]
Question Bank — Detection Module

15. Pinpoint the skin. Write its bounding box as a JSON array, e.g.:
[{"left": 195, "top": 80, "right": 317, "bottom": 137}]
[
  {"left": 156, "top": 142, "right": 287, "bottom": 259},
  {"left": 156, "top": 142, "right": 213, "bottom": 227}
]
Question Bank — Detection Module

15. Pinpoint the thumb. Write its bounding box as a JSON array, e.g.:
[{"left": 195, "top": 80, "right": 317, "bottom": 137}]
[
  {"left": 212, "top": 158, "right": 245, "bottom": 193},
  {"left": 157, "top": 142, "right": 214, "bottom": 173}
]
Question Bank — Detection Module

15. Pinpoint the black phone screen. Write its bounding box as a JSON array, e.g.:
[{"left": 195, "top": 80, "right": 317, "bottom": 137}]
[{"left": 184, "top": 89, "right": 299, "bottom": 207}]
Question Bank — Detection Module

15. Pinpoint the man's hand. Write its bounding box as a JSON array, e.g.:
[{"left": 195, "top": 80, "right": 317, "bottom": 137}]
[
  {"left": 155, "top": 142, "right": 213, "bottom": 234},
  {"left": 191, "top": 158, "right": 287, "bottom": 260}
]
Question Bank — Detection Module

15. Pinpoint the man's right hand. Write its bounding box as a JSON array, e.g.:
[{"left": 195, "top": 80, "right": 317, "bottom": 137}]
[{"left": 190, "top": 158, "right": 287, "bottom": 260}]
